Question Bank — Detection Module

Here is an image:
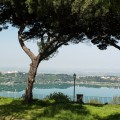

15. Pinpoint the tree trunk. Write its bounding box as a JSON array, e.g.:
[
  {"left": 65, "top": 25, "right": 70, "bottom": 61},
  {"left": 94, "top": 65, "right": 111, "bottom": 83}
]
[
  {"left": 25, "top": 61, "right": 39, "bottom": 103},
  {"left": 18, "top": 25, "right": 41, "bottom": 104}
]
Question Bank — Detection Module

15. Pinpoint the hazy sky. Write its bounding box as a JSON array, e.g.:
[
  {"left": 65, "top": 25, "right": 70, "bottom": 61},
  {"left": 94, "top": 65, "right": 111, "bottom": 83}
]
[{"left": 0, "top": 27, "right": 120, "bottom": 73}]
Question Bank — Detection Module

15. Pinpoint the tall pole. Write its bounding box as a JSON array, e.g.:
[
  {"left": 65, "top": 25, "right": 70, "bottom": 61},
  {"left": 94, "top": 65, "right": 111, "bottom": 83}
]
[
  {"left": 74, "top": 77, "right": 75, "bottom": 101},
  {"left": 73, "top": 73, "right": 76, "bottom": 102}
]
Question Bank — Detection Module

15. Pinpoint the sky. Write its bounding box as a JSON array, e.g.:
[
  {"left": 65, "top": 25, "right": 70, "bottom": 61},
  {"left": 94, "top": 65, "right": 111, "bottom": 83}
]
[{"left": 0, "top": 27, "right": 120, "bottom": 74}]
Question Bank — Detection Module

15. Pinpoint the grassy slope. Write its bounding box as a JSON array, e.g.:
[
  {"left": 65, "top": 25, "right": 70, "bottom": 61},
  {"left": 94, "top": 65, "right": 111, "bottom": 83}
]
[{"left": 0, "top": 97, "right": 120, "bottom": 120}]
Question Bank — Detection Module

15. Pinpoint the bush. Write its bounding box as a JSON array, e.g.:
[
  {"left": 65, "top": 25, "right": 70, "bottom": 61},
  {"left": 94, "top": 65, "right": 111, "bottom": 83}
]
[{"left": 45, "top": 92, "right": 70, "bottom": 103}]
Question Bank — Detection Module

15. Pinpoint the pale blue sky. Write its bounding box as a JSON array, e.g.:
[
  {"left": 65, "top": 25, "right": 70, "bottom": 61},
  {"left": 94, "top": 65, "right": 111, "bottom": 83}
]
[{"left": 0, "top": 27, "right": 120, "bottom": 74}]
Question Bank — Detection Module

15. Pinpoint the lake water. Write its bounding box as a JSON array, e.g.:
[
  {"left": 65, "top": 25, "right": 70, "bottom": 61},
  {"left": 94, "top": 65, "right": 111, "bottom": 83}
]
[
  {"left": 32, "top": 86, "right": 120, "bottom": 97},
  {"left": 0, "top": 86, "right": 120, "bottom": 102}
]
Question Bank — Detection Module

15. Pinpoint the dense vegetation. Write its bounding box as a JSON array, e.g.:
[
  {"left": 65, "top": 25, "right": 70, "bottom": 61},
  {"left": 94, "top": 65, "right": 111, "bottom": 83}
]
[{"left": 0, "top": 97, "right": 120, "bottom": 120}]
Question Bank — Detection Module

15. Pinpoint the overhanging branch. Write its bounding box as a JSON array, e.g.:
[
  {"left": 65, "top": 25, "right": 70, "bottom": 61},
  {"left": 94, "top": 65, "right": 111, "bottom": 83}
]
[
  {"left": 40, "top": 35, "right": 74, "bottom": 60},
  {"left": 110, "top": 42, "right": 120, "bottom": 50}
]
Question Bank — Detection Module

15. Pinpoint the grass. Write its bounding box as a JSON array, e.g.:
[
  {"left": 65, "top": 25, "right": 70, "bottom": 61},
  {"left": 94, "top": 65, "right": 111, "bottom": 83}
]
[{"left": 0, "top": 97, "right": 120, "bottom": 120}]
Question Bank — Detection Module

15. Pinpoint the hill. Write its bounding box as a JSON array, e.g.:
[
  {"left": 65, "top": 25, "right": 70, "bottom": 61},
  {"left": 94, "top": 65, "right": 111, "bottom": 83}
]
[{"left": 0, "top": 72, "right": 120, "bottom": 91}]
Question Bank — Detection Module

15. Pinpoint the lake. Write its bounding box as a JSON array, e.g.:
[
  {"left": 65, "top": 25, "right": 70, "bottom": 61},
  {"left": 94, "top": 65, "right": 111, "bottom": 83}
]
[
  {"left": 32, "top": 86, "right": 120, "bottom": 97},
  {"left": 0, "top": 86, "right": 120, "bottom": 103}
]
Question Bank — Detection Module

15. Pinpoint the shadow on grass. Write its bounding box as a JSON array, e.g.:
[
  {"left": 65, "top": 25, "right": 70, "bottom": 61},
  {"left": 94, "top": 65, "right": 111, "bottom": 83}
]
[
  {"left": 0, "top": 99, "right": 30, "bottom": 119},
  {"left": 30, "top": 103, "right": 90, "bottom": 120},
  {"left": 1, "top": 98, "right": 120, "bottom": 120},
  {"left": 0, "top": 99, "right": 90, "bottom": 120},
  {"left": 0, "top": 98, "right": 49, "bottom": 119},
  {"left": 93, "top": 113, "right": 120, "bottom": 120},
  {"left": 103, "top": 113, "right": 120, "bottom": 120}
]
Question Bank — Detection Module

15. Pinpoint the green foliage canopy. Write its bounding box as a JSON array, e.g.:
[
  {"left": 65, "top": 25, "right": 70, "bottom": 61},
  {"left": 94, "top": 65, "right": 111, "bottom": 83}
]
[{"left": 0, "top": 0, "right": 120, "bottom": 57}]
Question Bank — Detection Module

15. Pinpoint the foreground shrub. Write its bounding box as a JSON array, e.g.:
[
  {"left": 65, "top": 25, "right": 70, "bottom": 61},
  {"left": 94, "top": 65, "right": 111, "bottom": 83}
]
[{"left": 45, "top": 92, "right": 70, "bottom": 103}]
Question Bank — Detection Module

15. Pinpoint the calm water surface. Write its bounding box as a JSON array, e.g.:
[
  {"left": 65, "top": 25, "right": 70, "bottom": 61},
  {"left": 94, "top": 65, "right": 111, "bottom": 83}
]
[
  {"left": 0, "top": 86, "right": 120, "bottom": 98},
  {"left": 33, "top": 86, "right": 120, "bottom": 97}
]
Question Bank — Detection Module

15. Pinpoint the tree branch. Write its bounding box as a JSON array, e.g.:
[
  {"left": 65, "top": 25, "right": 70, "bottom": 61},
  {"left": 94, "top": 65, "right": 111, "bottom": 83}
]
[
  {"left": 110, "top": 42, "right": 120, "bottom": 50},
  {"left": 18, "top": 25, "right": 36, "bottom": 62},
  {"left": 41, "top": 35, "right": 74, "bottom": 60}
]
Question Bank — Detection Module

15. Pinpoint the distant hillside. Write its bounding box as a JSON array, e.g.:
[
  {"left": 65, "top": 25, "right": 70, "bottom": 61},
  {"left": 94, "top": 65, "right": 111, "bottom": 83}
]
[{"left": 0, "top": 72, "right": 120, "bottom": 91}]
